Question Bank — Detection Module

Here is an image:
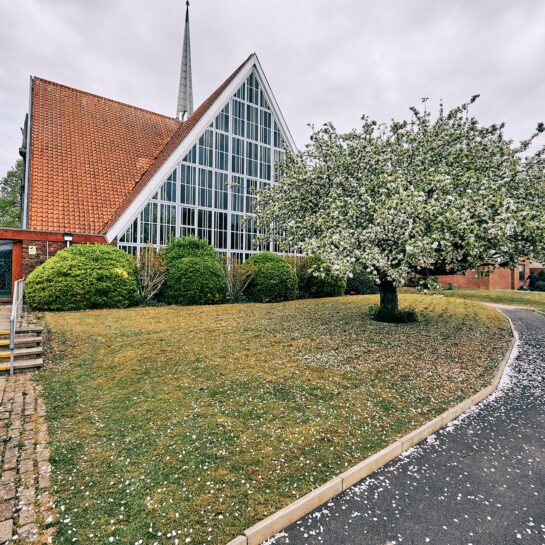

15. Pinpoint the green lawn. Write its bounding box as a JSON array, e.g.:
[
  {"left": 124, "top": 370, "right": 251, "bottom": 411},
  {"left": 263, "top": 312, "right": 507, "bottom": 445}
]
[
  {"left": 39, "top": 295, "right": 510, "bottom": 545},
  {"left": 431, "top": 288, "right": 545, "bottom": 314}
]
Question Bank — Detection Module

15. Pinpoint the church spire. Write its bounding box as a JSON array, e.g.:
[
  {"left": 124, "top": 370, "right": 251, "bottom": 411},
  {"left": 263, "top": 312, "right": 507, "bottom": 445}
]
[{"left": 177, "top": 0, "right": 194, "bottom": 121}]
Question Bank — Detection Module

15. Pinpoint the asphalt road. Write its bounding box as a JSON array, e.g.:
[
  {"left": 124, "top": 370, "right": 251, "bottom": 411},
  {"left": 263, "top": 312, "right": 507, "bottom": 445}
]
[{"left": 268, "top": 307, "right": 545, "bottom": 545}]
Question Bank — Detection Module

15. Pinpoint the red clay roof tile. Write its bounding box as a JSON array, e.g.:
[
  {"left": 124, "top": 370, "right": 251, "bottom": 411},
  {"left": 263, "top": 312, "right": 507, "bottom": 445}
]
[{"left": 28, "top": 79, "right": 181, "bottom": 234}]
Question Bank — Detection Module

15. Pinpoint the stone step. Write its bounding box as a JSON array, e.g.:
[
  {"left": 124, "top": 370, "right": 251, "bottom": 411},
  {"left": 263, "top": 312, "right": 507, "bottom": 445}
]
[
  {"left": 0, "top": 358, "right": 44, "bottom": 372},
  {"left": 16, "top": 326, "right": 43, "bottom": 335},
  {"left": 0, "top": 346, "right": 43, "bottom": 359},
  {"left": 0, "top": 337, "right": 42, "bottom": 347},
  {"left": 0, "top": 326, "right": 43, "bottom": 337}
]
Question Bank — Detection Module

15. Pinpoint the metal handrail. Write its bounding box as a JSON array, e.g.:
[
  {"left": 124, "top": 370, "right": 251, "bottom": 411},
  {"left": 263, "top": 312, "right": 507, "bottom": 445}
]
[{"left": 9, "top": 279, "right": 25, "bottom": 376}]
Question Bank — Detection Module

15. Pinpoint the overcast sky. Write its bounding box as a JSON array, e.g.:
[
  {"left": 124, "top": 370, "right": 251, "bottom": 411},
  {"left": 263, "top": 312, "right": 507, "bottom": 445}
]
[{"left": 1, "top": 0, "right": 545, "bottom": 177}]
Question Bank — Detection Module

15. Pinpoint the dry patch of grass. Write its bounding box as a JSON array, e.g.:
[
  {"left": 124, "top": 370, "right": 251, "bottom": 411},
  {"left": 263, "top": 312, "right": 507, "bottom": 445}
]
[{"left": 39, "top": 294, "right": 510, "bottom": 545}]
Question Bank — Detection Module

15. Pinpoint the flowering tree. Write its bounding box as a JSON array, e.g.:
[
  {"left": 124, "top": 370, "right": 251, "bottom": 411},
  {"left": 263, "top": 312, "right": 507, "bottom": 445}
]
[{"left": 255, "top": 97, "right": 545, "bottom": 312}]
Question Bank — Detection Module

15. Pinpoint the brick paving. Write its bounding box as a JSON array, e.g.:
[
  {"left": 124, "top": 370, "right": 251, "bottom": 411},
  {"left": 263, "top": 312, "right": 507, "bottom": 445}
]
[{"left": 0, "top": 374, "right": 54, "bottom": 544}]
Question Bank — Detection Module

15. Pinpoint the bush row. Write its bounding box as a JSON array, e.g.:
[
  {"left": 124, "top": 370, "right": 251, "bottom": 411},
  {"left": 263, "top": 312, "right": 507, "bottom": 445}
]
[{"left": 25, "top": 238, "right": 377, "bottom": 311}]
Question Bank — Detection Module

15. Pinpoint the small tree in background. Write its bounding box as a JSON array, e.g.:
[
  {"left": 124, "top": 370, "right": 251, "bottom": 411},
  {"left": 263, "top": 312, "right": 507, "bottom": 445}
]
[
  {"left": 221, "top": 256, "right": 255, "bottom": 303},
  {"left": 0, "top": 159, "right": 23, "bottom": 228},
  {"left": 255, "top": 97, "right": 545, "bottom": 316},
  {"left": 285, "top": 255, "right": 346, "bottom": 298},
  {"left": 138, "top": 247, "right": 167, "bottom": 302}
]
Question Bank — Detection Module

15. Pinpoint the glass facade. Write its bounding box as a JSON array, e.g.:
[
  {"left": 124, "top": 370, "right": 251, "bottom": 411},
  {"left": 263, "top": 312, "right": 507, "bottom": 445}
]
[{"left": 118, "top": 70, "right": 288, "bottom": 260}]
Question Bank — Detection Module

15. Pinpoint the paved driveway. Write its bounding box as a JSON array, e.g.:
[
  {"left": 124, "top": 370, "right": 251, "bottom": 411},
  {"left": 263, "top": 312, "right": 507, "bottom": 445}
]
[{"left": 270, "top": 308, "right": 545, "bottom": 545}]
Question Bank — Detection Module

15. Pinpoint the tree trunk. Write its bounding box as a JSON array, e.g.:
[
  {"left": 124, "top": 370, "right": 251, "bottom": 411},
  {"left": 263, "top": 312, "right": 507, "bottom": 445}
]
[{"left": 379, "top": 279, "right": 398, "bottom": 313}]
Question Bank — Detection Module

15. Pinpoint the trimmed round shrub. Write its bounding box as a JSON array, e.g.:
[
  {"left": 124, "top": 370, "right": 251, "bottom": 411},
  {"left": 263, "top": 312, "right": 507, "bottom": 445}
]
[
  {"left": 247, "top": 255, "right": 298, "bottom": 303},
  {"left": 346, "top": 265, "right": 379, "bottom": 295},
  {"left": 301, "top": 256, "right": 346, "bottom": 298},
  {"left": 164, "top": 257, "right": 227, "bottom": 305},
  {"left": 25, "top": 244, "right": 138, "bottom": 311},
  {"left": 164, "top": 236, "right": 217, "bottom": 265}
]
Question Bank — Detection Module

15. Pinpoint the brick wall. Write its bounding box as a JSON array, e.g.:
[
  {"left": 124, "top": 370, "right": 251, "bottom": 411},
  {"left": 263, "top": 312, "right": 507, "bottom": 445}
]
[
  {"left": 437, "top": 262, "right": 530, "bottom": 291},
  {"left": 436, "top": 271, "right": 492, "bottom": 290},
  {"left": 21, "top": 240, "right": 67, "bottom": 277},
  {"left": 489, "top": 267, "right": 514, "bottom": 290}
]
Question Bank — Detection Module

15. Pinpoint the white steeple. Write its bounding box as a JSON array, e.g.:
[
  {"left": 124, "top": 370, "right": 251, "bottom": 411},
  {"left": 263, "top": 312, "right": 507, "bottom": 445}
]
[{"left": 176, "top": 1, "right": 194, "bottom": 121}]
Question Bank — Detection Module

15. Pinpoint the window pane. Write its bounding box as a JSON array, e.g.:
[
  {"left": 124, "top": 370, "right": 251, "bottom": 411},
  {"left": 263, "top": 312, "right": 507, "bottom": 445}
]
[
  {"left": 231, "top": 213, "right": 243, "bottom": 250},
  {"left": 160, "top": 169, "right": 176, "bottom": 202},
  {"left": 246, "top": 104, "right": 259, "bottom": 141},
  {"left": 215, "top": 103, "right": 230, "bottom": 132},
  {"left": 247, "top": 72, "right": 260, "bottom": 105},
  {"left": 215, "top": 132, "right": 229, "bottom": 172},
  {"left": 183, "top": 144, "right": 197, "bottom": 164},
  {"left": 246, "top": 142, "right": 258, "bottom": 178},
  {"left": 140, "top": 202, "right": 158, "bottom": 245},
  {"left": 235, "top": 82, "right": 246, "bottom": 100},
  {"left": 245, "top": 178, "right": 258, "bottom": 214},
  {"left": 232, "top": 137, "right": 245, "bottom": 175},
  {"left": 181, "top": 206, "right": 195, "bottom": 236},
  {"left": 180, "top": 164, "right": 196, "bottom": 205},
  {"left": 214, "top": 211, "right": 228, "bottom": 249},
  {"left": 119, "top": 218, "right": 138, "bottom": 244},
  {"left": 215, "top": 172, "right": 228, "bottom": 210},
  {"left": 245, "top": 216, "right": 256, "bottom": 252},
  {"left": 197, "top": 209, "right": 213, "bottom": 245},
  {"left": 198, "top": 129, "right": 214, "bottom": 167},
  {"left": 260, "top": 89, "right": 270, "bottom": 110},
  {"left": 273, "top": 120, "right": 284, "bottom": 149},
  {"left": 230, "top": 175, "right": 244, "bottom": 213},
  {"left": 232, "top": 99, "right": 245, "bottom": 137},
  {"left": 198, "top": 168, "right": 213, "bottom": 208},
  {"left": 260, "top": 110, "right": 271, "bottom": 144},
  {"left": 260, "top": 146, "right": 271, "bottom": 180},
  {"left": 159, "top": 203, "right": 176, "bottom": 245}
]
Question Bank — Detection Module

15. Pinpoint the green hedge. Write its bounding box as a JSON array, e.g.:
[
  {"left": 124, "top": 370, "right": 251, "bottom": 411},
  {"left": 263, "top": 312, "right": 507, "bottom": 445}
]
[
  {"left": 247, "top": 253, "right": 297, "bottom": 303},
  {"left": 164, "top": 257, "right": 227, "bottom": 305},
  {"left": 164, "top": 237, "right": 218, "bottom": 265},
  {"left": 301, "top": 256, "right": 346, "bottom": 298},
  {"left": 25, "top": 244, "right": 138, "bottom": 311}
]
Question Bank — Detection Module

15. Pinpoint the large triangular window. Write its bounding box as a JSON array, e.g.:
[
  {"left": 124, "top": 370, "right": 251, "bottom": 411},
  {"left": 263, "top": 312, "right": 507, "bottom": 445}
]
[{"left": 118, "top": 68, "right": 290, "bottom": 260}]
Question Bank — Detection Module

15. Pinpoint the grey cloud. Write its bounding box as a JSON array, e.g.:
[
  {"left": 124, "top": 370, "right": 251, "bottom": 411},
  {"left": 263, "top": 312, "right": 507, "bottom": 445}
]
[{"left": 1, "top": 0, "right": 544, "bottom": 176}]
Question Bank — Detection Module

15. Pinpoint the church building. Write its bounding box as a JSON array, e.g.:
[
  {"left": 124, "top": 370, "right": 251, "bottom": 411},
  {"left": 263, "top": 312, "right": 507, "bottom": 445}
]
[{"left": 0, "top": 2, "right": 295, "bottom": 300}]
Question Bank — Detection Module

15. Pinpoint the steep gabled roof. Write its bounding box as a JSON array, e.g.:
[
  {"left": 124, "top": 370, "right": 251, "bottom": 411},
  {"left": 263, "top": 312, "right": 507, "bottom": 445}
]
[
  {"left": 104, "top": 54, "right": 252, "bottom": 233},
  {"left": 27, "top": 79, "right": 181, "bottom": 233},
  {"left": 26, "top": 53, "right": 293, "bottom": 238}
]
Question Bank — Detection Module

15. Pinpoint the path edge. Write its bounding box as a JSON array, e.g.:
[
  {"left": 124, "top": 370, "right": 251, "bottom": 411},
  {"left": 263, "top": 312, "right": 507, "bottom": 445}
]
[{"left": 227, "top": 308, "right": 519, "bottom": 545}]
